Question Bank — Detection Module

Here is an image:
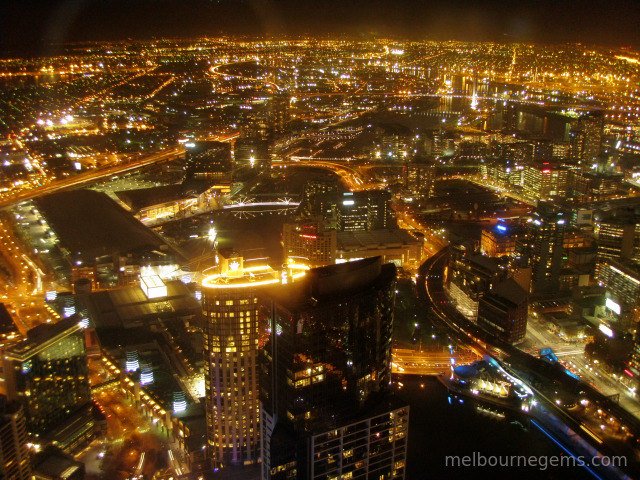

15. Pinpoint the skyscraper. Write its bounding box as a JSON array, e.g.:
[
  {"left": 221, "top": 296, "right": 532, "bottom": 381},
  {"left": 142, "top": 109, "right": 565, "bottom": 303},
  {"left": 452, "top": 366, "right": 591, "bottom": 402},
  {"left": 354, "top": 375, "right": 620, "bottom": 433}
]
[
  {"left": 282, "top": 218, "right": 337, "bottom": 267},
  {"left": 337, "top": 190, "right": 395, "bottom": 231},
  {"left": 477, "top": 278, "right": 528, "bottom": 344},
  {"left": 0, "top": 398, "right": 31, "bottom": 480},
  {"left": 3, "top": 317, "right": 93, "bottom": 450},
  {"left": 594, "top": 217, "right": 640, "bottom": 278},
  {"left": 519, "top": 202, "right": 568, "bottom": 294},
  {"left": 260, "top": 257, "right": 408, "bottom": 480},
  {"left": 570, "top": 112, "right": 604, "bottom": 165},
  {"left": 201, "top": 252, "right": 307, "bottom": 469}
]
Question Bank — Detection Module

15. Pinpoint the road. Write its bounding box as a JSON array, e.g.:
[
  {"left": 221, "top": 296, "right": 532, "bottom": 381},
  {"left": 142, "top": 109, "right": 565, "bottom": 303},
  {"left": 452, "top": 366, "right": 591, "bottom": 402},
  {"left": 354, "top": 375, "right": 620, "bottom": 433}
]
[
  {"left": 524, "top": 310, "right": 640, "bottom": 422},
  {"left": 418, "top": 248, "right": 638, "bottom": 479},
  {"left": 277, "top": 160, "right": 371, "bottom": 191},
  {"left": 209, "top": 61, "right": 282, "bottom": 92},
  {"left": 392, "top": 347, "right": 480, "bottom": 375},
  {"left": 0, "top": 146, "right": 185, "bottom": 209}
]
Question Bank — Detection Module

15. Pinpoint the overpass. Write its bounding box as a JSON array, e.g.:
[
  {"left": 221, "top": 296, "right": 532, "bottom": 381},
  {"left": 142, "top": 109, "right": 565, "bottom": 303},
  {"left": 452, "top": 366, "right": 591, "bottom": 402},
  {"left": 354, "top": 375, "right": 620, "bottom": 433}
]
[
  {"left": 0, "top": 146, "right": 185, "bottom": 209},
  {"left": 277, "top": 160, "right": 373, "bottom": 190},
  {"left": 392, "top": 347, "right": 481, "bottom": 375}
]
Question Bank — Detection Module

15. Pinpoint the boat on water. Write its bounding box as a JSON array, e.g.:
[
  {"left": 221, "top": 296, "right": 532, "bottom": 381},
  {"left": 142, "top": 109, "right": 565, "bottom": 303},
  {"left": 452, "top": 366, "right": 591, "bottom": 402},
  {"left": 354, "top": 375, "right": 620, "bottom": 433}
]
[{"left": 439, "top": 355, "right": 536, "bottom": 414}]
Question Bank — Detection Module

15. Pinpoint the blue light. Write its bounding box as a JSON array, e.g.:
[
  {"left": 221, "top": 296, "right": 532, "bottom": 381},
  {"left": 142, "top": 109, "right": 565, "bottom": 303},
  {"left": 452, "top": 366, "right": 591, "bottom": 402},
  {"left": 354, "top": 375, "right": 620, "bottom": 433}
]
[
  {"left": 496, "top": 224, "right": 507, "bottom": 233},
  {"left": 531, "top": 420, "right": 604, "bottom": 480}
]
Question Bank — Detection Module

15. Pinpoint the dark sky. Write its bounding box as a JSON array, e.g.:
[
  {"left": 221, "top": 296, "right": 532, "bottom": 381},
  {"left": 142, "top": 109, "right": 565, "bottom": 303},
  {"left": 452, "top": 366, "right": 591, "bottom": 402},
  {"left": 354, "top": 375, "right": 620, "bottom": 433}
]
[{"left": 1, "top": 0, "right": 639, "bottom": 55}]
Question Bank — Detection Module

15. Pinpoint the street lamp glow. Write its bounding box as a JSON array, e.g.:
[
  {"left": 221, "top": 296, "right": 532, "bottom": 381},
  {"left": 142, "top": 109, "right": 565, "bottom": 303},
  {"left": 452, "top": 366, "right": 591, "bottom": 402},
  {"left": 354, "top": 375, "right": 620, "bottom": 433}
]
[{"left": 207, "top": 226, "right": 217, "bottom": 243}]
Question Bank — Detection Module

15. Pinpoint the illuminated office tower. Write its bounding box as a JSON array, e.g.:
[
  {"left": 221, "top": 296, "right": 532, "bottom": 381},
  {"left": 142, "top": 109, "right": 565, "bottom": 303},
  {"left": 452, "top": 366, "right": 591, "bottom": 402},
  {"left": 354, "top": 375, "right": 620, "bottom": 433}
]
[
  {"left": 570, "top": 112, "right": 604, "bottom": 165},
  {"left": 3, "top": 317, "right": 92, "bottom": 450},
  {"left": 337, "top": 190, "right": 395, "bottom": 231},
  {"left": 201, "top": 252, "right": 307, "bottom": 469},
  {"left": 282, "top": 218, "right": 337, "bottom": 267},
  {"left": 594, "top": 219, "right": 640, "bottom": 278},
  {"left": 520, "top": 202, "right": 568, "bottom": 294},
  {"left": 403, "top": 162, "right": 435, "bottom": 200},
  {"left": 260, "top": 257, "right": 408, "bottom": 480},
  {"left": 480, "top": 223, "right": 515, "bottom": 258},
  {"left": 523, "top": 164, "right": 569, "bottom": 201},
  {"left": 0, "top": 399, "right": 31, "bottom": 480},
  {"left": 597, "top": 260, "right": 640, "bottom": 329}
]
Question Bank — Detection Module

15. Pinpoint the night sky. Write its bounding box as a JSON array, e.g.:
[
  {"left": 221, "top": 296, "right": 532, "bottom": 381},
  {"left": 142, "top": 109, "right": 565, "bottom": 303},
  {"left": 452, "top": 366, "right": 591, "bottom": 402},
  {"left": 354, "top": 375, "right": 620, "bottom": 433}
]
[{"left": 2, "top": 0, "right": 639, "bottom": 55}]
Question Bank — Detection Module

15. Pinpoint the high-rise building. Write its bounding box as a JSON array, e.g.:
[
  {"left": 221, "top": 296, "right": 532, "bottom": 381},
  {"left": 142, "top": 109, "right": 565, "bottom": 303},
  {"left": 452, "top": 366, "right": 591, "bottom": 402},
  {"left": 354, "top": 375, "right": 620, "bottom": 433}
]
[
  {"left": 477, "top": 278, "right": 528, "bottom": 344},
  {"left": 303, "top": 189, "right": 396, "bottom": 232},
  {"left": 299, "top": 180, "right": 339, "bottom": 220},
  {"left": 282, "top": 218, "right": 337, "bottom": 267},
  {"left": 260, "top": 257, "right": 408, "bottom": 480},
  {"left": 523, "top": 164, "right": 569, "bottom": 201},
  {"left": 597, "top": 260, "right": 640, "bottom": 329},
  {"left": 403, "top": 162, "right": 434, "bottom": 200},
  {"left": 337, "top": 190, "right": 395, "bottom": 231},
  {"left": 3, "top": 317, "right": 93, "bottom": 450},
  {"left": 445, "top": 249, "right": 505, "bottom": 319},
  {"left": 594, "top": 220, "right": 639, "bottom": 278},
  {"left": 200, "top": 252, "right": 308, "bottom": 468},
  {"left": 0, "top": 398, "right": 31, "bottom": 480},
  {"left": 518, "top": 202, "right": 568, "bottom": 294},
  {"left": 570, "top": 112, "right": 604, "bottom": 165},
  {"left": 481, "top": 223, "right": 515, "bottom": 258}
]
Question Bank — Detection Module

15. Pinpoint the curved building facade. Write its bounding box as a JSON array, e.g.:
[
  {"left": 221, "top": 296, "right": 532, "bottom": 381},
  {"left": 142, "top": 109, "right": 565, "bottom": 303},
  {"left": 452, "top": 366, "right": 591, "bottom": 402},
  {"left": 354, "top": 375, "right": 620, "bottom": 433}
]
[{"left": 201, "top": 253, "right": 307, "bottom": 468}]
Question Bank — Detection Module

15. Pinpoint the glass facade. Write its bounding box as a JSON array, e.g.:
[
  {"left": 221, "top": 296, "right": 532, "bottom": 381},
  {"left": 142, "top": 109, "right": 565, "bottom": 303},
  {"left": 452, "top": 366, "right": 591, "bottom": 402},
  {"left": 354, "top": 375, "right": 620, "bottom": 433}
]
[
  {"left": 260, "top": 257, "right": 407, "bottom": 479},
  {"left": 4, "top": 318, "right": 91, "bottom": 436}
]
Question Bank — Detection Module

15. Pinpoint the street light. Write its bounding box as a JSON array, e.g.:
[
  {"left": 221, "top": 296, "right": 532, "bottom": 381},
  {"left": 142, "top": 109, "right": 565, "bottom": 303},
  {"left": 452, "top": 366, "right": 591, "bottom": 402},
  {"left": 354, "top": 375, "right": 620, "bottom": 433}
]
[{"left": 207, "top": 226, "right": 217, "bottom": 243}]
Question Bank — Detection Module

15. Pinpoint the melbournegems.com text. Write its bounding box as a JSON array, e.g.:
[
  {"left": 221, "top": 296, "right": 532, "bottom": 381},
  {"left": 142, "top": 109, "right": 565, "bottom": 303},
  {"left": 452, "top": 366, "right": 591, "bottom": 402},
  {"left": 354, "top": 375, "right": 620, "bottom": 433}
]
[{"left": 445, "top": 452, "right": 627, "bottom": 471}]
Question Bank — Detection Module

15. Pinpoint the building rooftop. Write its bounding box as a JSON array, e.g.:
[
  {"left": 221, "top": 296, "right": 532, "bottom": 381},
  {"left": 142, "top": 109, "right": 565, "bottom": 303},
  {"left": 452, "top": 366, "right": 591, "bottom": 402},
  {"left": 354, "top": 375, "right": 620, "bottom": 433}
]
[
  {"left": 35, "top": 189, "right": 177, "bottom": 262},
  {"left": 80, "top": 280, "right": 201, "bottom": 331},
  {"left": 265, "top": 256, "right": 396, "bottom": 310},
  {"left": 489, "top": 278, "right": 528, "bottom": 306},
  {"left": 5, "top": 316, "right": 81, "bottom": 361},
  {"left": 336, "top": 229, "right": 420, "bottom": 249},
  {"left": 467, "top": 254, "right": 502, "bottom": 275},
  {"left": 32, "top": 447, "right": 84, "bottom": 480},
  {"left": 116, "top": 180, "right": 211, "bottom": 212}
]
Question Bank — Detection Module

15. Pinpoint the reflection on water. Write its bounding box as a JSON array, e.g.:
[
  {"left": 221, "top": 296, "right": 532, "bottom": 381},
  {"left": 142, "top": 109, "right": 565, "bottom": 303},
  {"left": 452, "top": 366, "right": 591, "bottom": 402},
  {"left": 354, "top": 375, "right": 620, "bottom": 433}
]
[{"left": 397, "top": 376, "right": 591, "bottom": 480}]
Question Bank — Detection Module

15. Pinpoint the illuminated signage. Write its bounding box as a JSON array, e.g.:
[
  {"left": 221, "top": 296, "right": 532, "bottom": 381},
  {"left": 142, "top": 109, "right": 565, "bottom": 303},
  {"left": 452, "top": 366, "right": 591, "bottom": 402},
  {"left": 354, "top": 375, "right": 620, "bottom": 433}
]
[
  {"left": 140, "top": 367, "right": 154, "bottom": 386},
  {"left": 126, "top": 351, "right": 139, "bottom": 372},
  {"left": 599, "top": 324, "right": 614, "bottom": 338},
  {"left": 605, "top": 298, "right": 621, "bottom": 315},
  {"left": 173, "top": 392, "right": 187, "bottom": 413}
]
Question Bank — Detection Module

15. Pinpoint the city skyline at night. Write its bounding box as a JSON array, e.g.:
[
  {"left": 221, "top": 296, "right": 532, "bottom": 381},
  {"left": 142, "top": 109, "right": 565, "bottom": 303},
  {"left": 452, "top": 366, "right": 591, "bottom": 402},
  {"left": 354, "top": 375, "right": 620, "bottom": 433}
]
[{"left": 0, "top": 2, "right": 640, "bottom": 479}]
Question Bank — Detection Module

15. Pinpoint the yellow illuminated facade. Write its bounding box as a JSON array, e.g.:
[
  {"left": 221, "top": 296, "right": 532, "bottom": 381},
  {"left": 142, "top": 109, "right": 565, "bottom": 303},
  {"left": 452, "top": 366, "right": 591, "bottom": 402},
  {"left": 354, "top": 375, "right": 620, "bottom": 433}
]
[{"left": 202, "top": 254, "right": 307, "bottom": 468}]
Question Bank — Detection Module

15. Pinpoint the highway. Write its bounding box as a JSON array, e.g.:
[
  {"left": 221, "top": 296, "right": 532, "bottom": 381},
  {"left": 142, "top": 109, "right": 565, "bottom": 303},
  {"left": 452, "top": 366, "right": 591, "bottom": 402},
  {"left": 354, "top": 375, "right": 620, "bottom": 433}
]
[
  {"left": 392, "top": 347, "right": 480, "bottom": 375},
  {"left": 277, "top": 160, "right": 371, "bottom": 191},
  {"left": 209, "top": 61, "right": 282, "bottom": 92},
  {"left": 0, "top": 146, "right": 185, "bottom": 209}
]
